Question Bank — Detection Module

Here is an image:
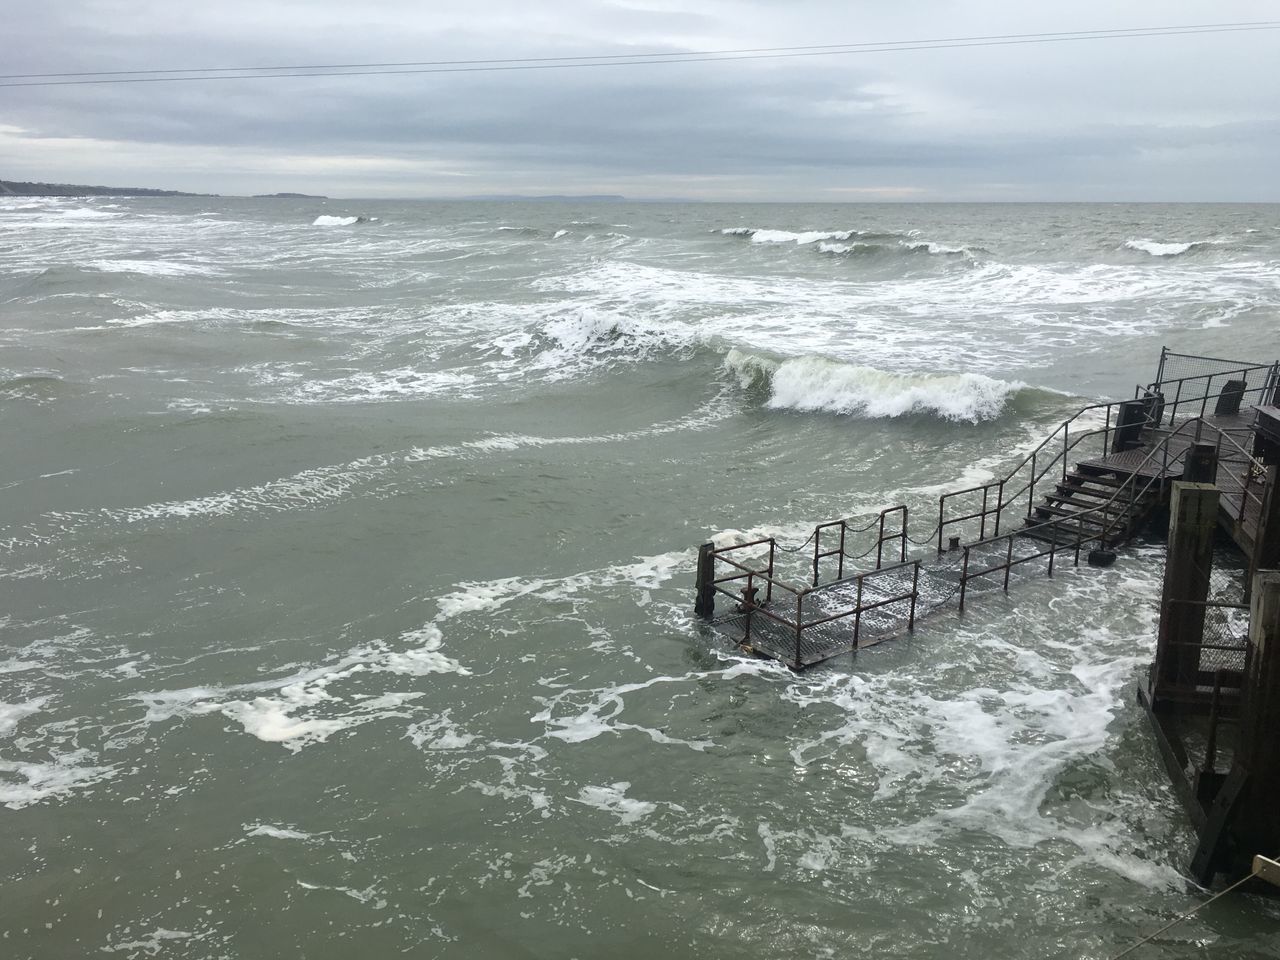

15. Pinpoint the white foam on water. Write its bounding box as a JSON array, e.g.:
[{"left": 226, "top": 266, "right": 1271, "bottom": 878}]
[
  {"left": 313, "top": 215, "right": 360, "bottom": 226},
  {"left": 0, "top": 749, "right": 117, "bottom": 810},
  {"left": 285, "top": 367, "right": 480, "bottom": 402},
  {"left": 244, "top": 822, "right": 316, "bottom": 840},
  {"left": 102, "top": 929, "right": 204, "bottom": 955},
  {"left": 87, "top": 259, "right": 222, "bottom": 278},
  {"left": 0, "top": 696, "right": 50, "bottom": 736},
  {"left": 725, "top": 348, "right": 1027, "bottom": 422},
  {"left": 406, "top": 710, "right": 476, "bottom": 750},
  {"left": 553, "top": 229, "right": 569, "bottom": 239},
  {"left": 131, "top": 624, "right": 467, "bottom": 751},
  {"left": 780, "top": 560, "right": 1184, "bottom": 886},
  {"left": 574, "top": 782, "right": 658, "bottom": 824}
]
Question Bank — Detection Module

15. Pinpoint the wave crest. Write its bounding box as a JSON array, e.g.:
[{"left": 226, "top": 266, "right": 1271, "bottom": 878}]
[
  {"left": 1124, "top": 238, "right": 1211, "bottom": 257},
  {"left": 724, "top": 349, "right": 1027, "bottom": 422}
]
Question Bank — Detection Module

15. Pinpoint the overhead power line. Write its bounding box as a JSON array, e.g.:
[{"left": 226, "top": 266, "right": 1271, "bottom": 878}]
[{"left": 0, "top": 20, "right": 1276, "bottom": 88}]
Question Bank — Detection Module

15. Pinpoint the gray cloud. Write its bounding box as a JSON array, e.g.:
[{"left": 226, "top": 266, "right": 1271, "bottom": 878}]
[{"left": 2, "top": 1, "right": 1278, "bottom": 199}]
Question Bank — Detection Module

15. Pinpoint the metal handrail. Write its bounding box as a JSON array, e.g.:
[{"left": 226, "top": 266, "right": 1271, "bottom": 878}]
[
  {"left": 957, "top": 415, "right": 1266, "bottom": 605},
  {"left": 937, "top": 359, "right": 1273, "bottom": 553}
]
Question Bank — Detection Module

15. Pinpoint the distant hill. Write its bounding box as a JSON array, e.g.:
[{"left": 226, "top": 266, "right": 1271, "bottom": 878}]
[{"left": 0, "top": 179, "right": 209, "bottom": 197}]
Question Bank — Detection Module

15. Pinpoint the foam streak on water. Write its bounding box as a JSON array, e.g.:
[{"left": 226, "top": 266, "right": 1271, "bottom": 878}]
[{"left": 2, "top": 198, "right": 1280, "bottom": 958}]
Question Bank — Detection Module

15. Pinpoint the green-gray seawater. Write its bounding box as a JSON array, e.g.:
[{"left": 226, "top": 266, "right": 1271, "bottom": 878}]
[{"left": 3, "top": 198, "right": 1280, "bottom": 957}]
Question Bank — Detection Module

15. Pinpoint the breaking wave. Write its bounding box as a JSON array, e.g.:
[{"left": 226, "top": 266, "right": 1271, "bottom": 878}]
[
  {"left": 1124, "top": 238, "right": 1212, "bottom": 257},
  {"left": 312, "top": 215, "right": 371, "bottom": 226},
  {"left": 723, "top": 227, "right": 976, "bottom": 258},
  {"left": 723, "top": 349, "right": 1032, "bottom": 422}
]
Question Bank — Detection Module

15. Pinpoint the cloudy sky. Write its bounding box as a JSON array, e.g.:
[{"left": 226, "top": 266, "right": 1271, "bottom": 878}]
[{"left": 2, "top": 1, "right": 1277, "bottom": 200}]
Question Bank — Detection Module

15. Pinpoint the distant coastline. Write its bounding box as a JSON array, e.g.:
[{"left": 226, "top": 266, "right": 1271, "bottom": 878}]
[{"left": 0, "top": 179, "right": 212, "bottom": 198}]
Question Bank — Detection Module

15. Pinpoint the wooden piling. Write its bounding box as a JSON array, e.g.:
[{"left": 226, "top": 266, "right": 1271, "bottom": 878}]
[
  {"left": 1230, "top": 570, "right": 1280, "bottom": 875},
  {"left": 694, "top": 542, "right": 715, "bottom": 618},
  {"left": 1154, "top": 482, "right": 1219, "bottom": 702}
]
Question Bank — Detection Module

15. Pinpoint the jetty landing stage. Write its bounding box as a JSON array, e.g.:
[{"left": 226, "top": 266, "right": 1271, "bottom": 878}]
[
  {"left": 694, "top": 347, "right": 1280, "bottom": 888},
  {"left": 694, "top": 348, "right": 1278, "bottom": 670}
]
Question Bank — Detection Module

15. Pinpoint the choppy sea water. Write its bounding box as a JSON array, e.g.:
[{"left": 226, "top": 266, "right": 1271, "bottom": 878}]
[{"left": 2, "top": 197, "right": 1280, "bottom": 958}]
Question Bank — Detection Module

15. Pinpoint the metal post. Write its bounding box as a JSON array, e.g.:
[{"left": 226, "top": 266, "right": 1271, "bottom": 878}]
[
  {"left": 1182, "top": 442, "right": 1219, "bottom": 484},
  {"left": 742, "top": 572, "right": 755, "bottom": 644},
  {"left": 993, "top": 480, "right": 1005, "bottom": 537},
  {"left": 837, "top": 522, "right": 846, "bottom": 580},
  {"left": 795, "top": 592, "right": 804, "bottom": 667},
  {"left": 1003, "top": 536, "right": 1014, "bottom": 592},
  {"left": 959, "top": 546, "right": 970, "bottom": 612},
  {"left": 937, "top": 497, "right": 945, "bottom": 556},
  {"left": 853, "top": 576, "right": 864, "bottom": 650},
  {"left": 765, "top": 539, "right": 775, "bottom": 604},
  {"left": 1047, "top": 523, "right": 1056, "bottom": 577},
  {"left": 1028, "top": 453, "right": 1037, "bottom": 517},
  {"left": 979, "top": 486, "right": 989, "bottom": 541},
  {"left": 908, "top": 560, "right": 920, "bottom": 630},
  {"left": 1112, "top": 399, "right": 1148, "bottom": 453},
  {"left": 876, "top": 512, "right": 886, "bottom": 569}
]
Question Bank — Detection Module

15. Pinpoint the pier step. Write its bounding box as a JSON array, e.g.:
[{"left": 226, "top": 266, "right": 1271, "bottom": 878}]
[{"left": 1021, "top": 465, "right": 1159, "bottom": 546}]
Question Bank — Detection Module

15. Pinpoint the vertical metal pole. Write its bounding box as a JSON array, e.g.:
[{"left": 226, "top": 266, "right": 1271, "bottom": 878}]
[
  {"left": 1199, "top": 374, "right": 1213, "bottom": 419},
  {"left": 1063, "top": 423, "right": 1069, "bottom": 481},
  {"left": 812, "top": 525, "right": 821, "bottom": 587},
  {"left": 1028, "top": 453, "right": 1037, "bottom": 517},
  {"left": 937, "top": 497, "right": 945, "bottom": 556},
  {"left": 1103, "top": 405, "right": 1112, "bottom": 456},
  {"left": 743, "top": 572, "right": 754, "bottom": 644},
  {"left": 876, "top": 512, "right": 886, "bottom": 570},
  {"left": 794, "top": 592, "right": 804, "bottom": 668},
  {"left": 1156, "top": 345, "right": 1168, "bottom": 385},
  {"left": 1003, "top": 536, "right": 1014, "bottom": 592},
  {"left": 853, "top": 576, "right": 864, "bottom": 651},
  {"left": 959, "top": 546, "right": 970, "bottom": 612},
  {"left": 993, "top": 479, "right": 1005, "bottom": 538},
  {"left": 979, "top": 486, "right": 989, "bottom": 541},
  {"left": 1075, "top": 515, "right": 1083, "bottom": 566},
  {"left": 1047, "top": 523, "right": 1056, "bottom": 577},
  {"left": 837, "top": 521, "right": 846, "bottom": 580},
  {"left": 900, "top": 506, "right": 908, "bottom": 563},
  {"left": 765, "top": 539, "right": 775, "bottom": 604},
  {"left": 908, "top": 560, "right": 920, "bottom": 630}
]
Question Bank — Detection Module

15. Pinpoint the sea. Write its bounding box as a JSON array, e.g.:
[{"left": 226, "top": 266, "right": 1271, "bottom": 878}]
[{"left": 2, "top": 197, "right": 1279, "bottom": 959}]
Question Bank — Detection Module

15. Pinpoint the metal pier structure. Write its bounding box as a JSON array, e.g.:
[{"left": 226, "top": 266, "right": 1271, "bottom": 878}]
[
  {"left": 694, "top": 348, "right": 1279, "bottom": 670},
  {"left": 693, "top": 346, "right": 1280, "bottom": 888}
]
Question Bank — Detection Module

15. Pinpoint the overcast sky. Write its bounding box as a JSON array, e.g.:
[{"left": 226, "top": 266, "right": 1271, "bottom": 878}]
[{"left": 2, "top": 1, "right": 1277, "bottom": 200}]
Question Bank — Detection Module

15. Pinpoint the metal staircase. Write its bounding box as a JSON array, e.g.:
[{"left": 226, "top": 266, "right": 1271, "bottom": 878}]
[{"left": 1021, "top": 463, "right": 1161, "bottom": 548}]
